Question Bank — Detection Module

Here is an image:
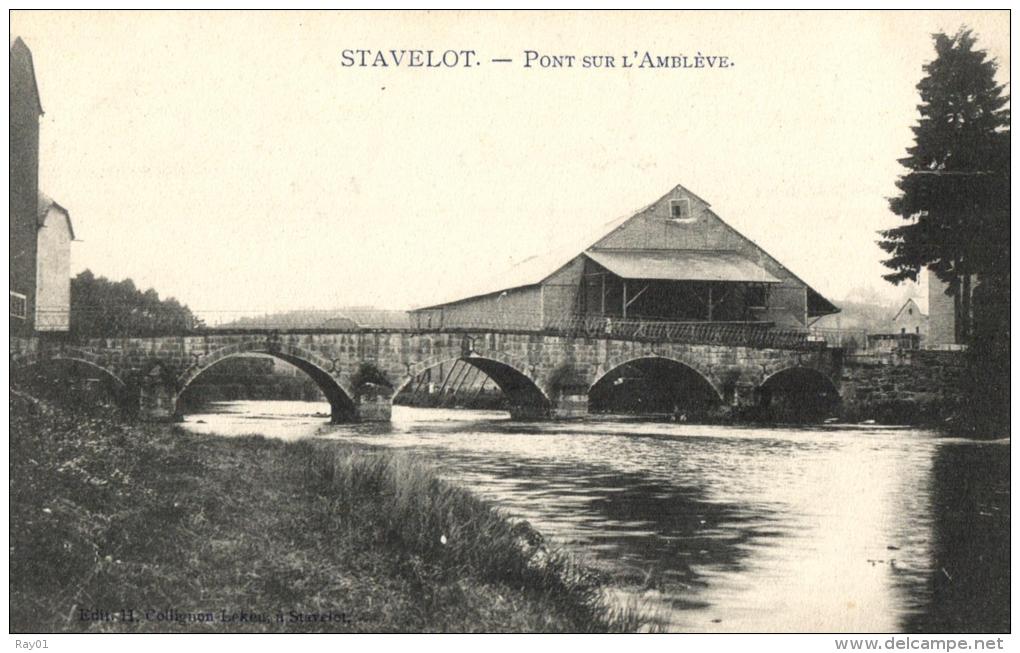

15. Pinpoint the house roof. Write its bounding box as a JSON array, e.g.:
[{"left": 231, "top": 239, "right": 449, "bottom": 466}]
[
  {"left": 585, "top": 249, "right": 780, "bottom": 284},
  {"left": 893, "top": 298, "right": 927, "bottom": 320},
  {"left": 38, "top": 192, "right": 75, "bottom": 240}
]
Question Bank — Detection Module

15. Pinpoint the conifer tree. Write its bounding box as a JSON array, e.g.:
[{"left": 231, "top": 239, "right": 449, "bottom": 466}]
[
  {"left": 880, "top": 28, "right": 1010, "bottom": 435},
  {"left": 879, "top": 28, "right": 1009, "bottom": 344}
]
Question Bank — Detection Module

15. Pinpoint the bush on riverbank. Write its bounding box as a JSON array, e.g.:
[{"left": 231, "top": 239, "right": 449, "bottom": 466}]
[{"left": 9, "top": 391, "right": 638, "bottom": 633}]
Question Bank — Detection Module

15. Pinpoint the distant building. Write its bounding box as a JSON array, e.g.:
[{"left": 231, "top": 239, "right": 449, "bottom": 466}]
[
  {"left": 9, "top": 37, "right": 74, "bottom": 334},
  {"left": 891, "top": 298, "right": 928, "bottom": 339},
  {"left": 411, "top": 184, "right": 839, "bottom": 330},
  {"left": 860, "top": 297, "right": 929, "bottom": 353}
]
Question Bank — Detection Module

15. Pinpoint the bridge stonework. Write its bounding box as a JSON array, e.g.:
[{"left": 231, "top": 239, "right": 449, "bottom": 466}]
[{"left": 10, "top": 331, "right": 841, "bottom": 422}]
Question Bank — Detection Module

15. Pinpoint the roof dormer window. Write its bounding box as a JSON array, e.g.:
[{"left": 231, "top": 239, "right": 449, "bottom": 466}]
[{"left": 669, "top": 198, "right": 692, "bottom": 222}]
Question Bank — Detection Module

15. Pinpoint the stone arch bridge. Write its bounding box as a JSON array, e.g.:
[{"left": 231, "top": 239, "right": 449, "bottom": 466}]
[{"left": 10, "top": 329, "right": 843, "bottom": 422}]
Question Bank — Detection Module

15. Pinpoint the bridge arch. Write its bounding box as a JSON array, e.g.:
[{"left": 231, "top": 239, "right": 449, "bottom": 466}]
[
  {"left": 760, "top": 364, "right": 840, "bottom": 395},
  {"left": 589, "top": 354, "right": 724, "bottom": 417},
  {"left": 757, "top": 365, "right": 840, "bottom": 420},
  {"left": 592, "top": 354, "right": 724, "bottom": 401},
  {"left": 11, "top": 354, "right": 131, "bottom": 409},
  {"left": 395, "top": 354, "right": 551, "bottom": 419},
  {"left": 13, "top": 354, "right": 127, "bottom": 388},
  {"left": 176, "top": 341, "right": 356, "bottom": 422}
]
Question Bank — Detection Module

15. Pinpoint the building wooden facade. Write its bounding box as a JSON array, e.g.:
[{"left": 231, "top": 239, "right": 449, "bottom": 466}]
[{"left": 411, "top": 184, "right": 838, "bottom": 331}]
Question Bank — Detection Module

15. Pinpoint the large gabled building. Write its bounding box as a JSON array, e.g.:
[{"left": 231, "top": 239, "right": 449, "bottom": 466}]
[{"left": 410, "top": 184, "right": 838, "bottom": 331}]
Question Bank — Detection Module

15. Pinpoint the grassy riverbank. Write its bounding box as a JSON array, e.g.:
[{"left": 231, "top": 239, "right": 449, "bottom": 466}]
[{"left": 10, "top": 393, "right": 639, "bottom": 633}]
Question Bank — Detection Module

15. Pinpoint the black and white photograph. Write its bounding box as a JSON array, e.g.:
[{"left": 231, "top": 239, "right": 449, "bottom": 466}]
[{"left": 7, "top": 8, "right": 1011, "bottom": 645}]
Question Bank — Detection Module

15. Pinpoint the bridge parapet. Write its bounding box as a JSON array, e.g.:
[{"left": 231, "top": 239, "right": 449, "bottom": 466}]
[
  {"left": 426, "top": 315, "right": 821, "bottom": 351},
  {"left": 19, "top": 307, "right": 825, "bottom": 351},
  {"left": 187, "top": 317, "right": 822, "bottom": 351}
]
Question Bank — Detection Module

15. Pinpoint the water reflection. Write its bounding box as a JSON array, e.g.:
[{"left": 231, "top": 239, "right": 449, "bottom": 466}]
[
  {"left": 179, "top": 401, "right": 1009, "bottom": 632},
  {"left": 901, "top": 443, "right": 1010, "bottom": 633}
]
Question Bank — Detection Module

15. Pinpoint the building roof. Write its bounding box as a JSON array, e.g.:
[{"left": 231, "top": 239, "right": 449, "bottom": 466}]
[
  {"left": 10, "top": 37, "right": 43, "bottom": 116},
  {"left": 585, "top": 249, "right": 780, "bottom": 284},
  {"left": 412, "top": 183, "right": 839, "bottom": 317},
  {"left": 807, "top": 288, "right": 839, "bottom": 319},
  {"left": 38, "top": 192, "right": 75, "bottom": 240},
  {"left": 414, "top": 208, "right": 639, "bottom": 310},
  {"left": 893, "top": 298, "right": 927, "bottom": 321}
]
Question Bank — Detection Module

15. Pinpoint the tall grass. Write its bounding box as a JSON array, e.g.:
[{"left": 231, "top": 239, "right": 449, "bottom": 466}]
[
  {"left": 9, "top": 391, "right": 642, "bottom": 632},
  {"left": 305, "top": 444, "right": 642, "bottom": 631}
]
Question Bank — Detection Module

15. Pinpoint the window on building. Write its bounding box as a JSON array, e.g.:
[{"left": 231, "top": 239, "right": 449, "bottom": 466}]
[
  {"left": 908, "top": 308, "right": 913, "bottom": 315},
  {"left": 901, "top": 327, "right": 906, "bottom": 334},
  {"left": 9, "top": 291, "right": 27, "bottom": 319},
  {"left": 669, "top": 198, "right": 692, "bottom": 220},
  {"left": 916, "top": 326, "right": 920, "bottom": 334}
]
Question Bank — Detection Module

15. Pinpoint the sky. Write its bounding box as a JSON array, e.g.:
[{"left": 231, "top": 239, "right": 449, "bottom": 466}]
[{"left": 9, "top": 10, "right": 1010, "bottom": 319}]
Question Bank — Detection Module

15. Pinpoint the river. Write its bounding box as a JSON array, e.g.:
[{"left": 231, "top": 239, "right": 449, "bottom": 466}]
[{"left": 180, "top": 400, "right": 1009, "bottom": 633}]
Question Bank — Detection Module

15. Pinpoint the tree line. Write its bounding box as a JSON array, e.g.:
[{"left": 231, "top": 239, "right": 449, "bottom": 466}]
[{"left": 70, "top": 270, "right": 202, "bottom": 337}]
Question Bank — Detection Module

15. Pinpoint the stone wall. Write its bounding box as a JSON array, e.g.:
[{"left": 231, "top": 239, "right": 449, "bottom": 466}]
[{"left": 841, "top": 349, "right": 967, "bottom": 424}]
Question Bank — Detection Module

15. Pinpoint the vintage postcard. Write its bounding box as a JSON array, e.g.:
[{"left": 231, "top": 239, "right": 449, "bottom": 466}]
[{"left": 7, "top": 9, "right": 1010, "bottom": 646}]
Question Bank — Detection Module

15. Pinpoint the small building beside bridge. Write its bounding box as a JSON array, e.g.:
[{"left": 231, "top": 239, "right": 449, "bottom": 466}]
[{"left": 410, "top": 184, "right": 839, "bottom": 332}]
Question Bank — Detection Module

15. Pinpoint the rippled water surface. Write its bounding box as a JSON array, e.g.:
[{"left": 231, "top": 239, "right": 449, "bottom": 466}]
[{"left": 181, "top": 401, "right": 1010, "bottom": 633}]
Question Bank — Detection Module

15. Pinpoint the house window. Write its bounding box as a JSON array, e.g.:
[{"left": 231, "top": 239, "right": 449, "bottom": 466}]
[
  {"left": 916, "top": 326, "right": 920, "bottom": 334},
  {"left": 669, "top": 198, "right": 692, "bottom": 220},
  {"left": 901, "top": 327, "right": 906, "bottom": 334},
  {"left": 908, "top": 308, "right": 913, "bottom": 315},
  {"left": 9, "top": 291, "right": 27, "bottom": 319}
]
